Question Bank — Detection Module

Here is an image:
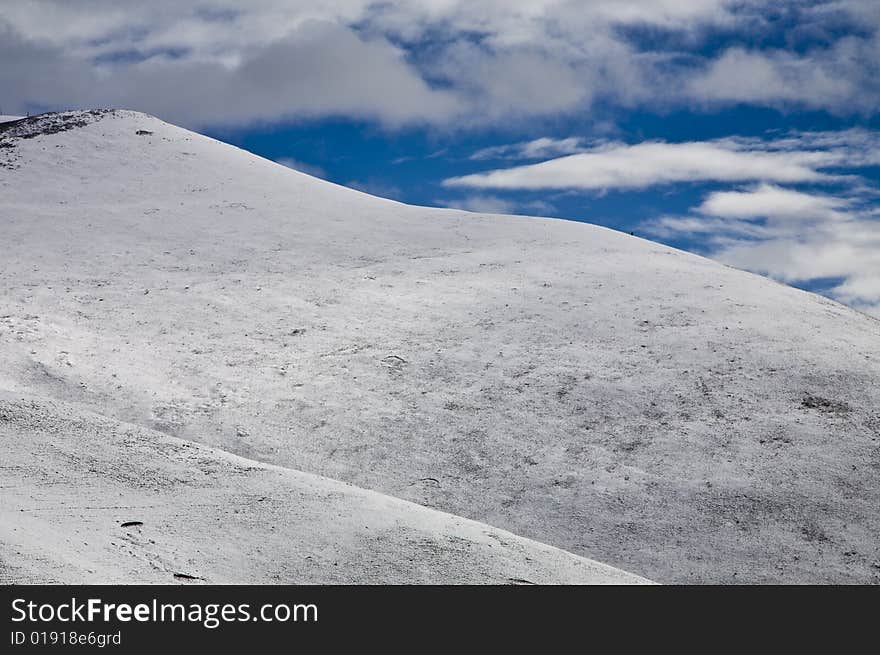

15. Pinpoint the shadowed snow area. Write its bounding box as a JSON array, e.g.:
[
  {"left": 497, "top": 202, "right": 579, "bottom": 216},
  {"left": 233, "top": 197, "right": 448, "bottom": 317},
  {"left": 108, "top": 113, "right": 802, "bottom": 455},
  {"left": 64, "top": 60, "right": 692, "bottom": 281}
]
[
  {"left": 0, "top": 391, "right": 645, "bottom": 584},
  {"left": 1, "top": 110, "right": 879, "bottom": 583}
]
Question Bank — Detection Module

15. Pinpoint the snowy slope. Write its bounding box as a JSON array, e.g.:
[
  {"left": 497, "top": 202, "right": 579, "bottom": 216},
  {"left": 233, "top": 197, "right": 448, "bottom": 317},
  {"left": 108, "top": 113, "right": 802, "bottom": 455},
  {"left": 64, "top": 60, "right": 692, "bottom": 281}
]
[
  {"left": 1, "top": 110, "right": 879, "bottom": 583},
  {"left": 0, "top": 391, "right": 645, "bottom": 584}
]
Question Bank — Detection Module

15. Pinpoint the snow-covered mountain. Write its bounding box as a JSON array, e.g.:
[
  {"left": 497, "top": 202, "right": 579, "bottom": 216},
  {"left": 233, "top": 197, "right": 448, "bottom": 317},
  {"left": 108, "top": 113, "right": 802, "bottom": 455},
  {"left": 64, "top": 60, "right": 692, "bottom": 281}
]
[
  {"left": 1, "top": 390, "right": 644, "bottom": 584},
  {"left": 1, "top": 110, "right": 878, "bottom": 583}
]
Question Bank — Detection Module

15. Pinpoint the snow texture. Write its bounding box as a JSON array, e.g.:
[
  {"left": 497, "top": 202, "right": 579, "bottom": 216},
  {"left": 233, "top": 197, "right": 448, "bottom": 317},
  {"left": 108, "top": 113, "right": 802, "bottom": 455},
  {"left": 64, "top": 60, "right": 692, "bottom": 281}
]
[
  {"left": 0, "top": 391, "right": 645, "bottom": 584},
  {"left": 1, "top": 110, "right": 879, "bottom": 583}
]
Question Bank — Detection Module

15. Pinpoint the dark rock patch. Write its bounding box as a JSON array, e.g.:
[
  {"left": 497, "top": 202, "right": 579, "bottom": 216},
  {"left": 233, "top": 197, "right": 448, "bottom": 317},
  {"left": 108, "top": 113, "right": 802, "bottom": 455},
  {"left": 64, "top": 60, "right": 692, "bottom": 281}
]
[{"left": 802, "top": 394, "right": 850, "bottom": 414}]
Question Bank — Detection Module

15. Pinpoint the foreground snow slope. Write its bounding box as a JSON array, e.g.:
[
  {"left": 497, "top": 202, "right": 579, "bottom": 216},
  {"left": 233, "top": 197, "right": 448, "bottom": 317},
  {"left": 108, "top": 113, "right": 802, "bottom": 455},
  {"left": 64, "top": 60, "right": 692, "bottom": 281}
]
[
  {"left": 0, "top": 391, "right": 645, "bottom": 584},
  {"left": 1, "top": 111, "right": 878, "bottom": 583}
]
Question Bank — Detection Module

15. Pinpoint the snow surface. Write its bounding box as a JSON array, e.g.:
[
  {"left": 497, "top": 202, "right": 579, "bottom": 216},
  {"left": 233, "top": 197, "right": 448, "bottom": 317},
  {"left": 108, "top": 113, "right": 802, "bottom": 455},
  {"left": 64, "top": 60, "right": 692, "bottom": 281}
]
[
  {"left": 1, "top": 110, "right": 879, "bottom": 583},
  {"left": 0, "top": 391, "right": 645, "bottom": 584},
  {"left": 0, "top": 116, "right": 24, "bottom": 124}
]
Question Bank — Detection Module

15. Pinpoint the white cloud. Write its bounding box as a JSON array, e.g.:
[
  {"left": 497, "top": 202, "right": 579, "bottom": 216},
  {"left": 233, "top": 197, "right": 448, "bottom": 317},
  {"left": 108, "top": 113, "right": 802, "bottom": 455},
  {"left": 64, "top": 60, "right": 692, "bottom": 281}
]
[
  {"left": 643, "top": 185, "right": 880, "bottom": 316},
  {"left": 721, "top": 128, "right": 880, "bottom": 164},
  {"left": 470, "top": 137, "right": 587, "bottom": 161},
  {"left": 0, "top": 17, "right": 460, "bottom": 128},
  {"left": 275, "top": 157, "right": 326, "bottom": 179},
  {"left": 697, "top": 184, "right": 850, "bottom": 221},
  {"left": 718, "top": 227, "right": 880, "bottom": 316},
  {"left": 688, "top": 39, "right": 880, "bottom": 114},
  {"left": 444, "top": 139, "right": 847, "bottom": 191},
  {"left": 445, "top": 195, "right": 519, "bottom": 214},
  {"left": 1, "top": 1, "right": 878, "bottom": 127},
  {"left": 444, "top": 195, "right": 556, "bottom": 215},
  {"left": 426, "top": 41, "right": 596, "bottom": 121},
  {"left": 689, "top": 48, "right": 845, "bottom": 109},
  {"left": 647, "top": 215, "right": 773, "bottom": 240}
]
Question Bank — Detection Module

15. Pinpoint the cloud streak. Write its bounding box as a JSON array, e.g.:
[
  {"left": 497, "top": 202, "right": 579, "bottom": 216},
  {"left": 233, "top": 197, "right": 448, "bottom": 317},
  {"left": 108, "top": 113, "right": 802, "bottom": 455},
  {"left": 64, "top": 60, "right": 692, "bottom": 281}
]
[
  {"left": 470, "top": 137, "right": 588, "bottom": 161},
  {"left": 444, "top": 139, "right": 849, "bottom": 191}
]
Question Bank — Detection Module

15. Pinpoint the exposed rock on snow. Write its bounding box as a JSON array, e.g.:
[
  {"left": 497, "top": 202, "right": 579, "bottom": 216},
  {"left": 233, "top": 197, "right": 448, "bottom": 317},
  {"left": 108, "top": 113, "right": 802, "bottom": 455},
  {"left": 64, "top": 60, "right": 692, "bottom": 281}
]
[{"left": 1, "top": 110, "right": 878, "bottom": 583}]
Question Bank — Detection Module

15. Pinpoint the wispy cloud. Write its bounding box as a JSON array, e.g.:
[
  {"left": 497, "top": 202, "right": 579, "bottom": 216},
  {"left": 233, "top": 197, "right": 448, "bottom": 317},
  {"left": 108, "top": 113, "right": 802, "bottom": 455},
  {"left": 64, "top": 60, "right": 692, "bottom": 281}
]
[
  {"left": 445, "top": 195, "right": 519, "bottom": 214},
  {"left": 444, "top": 136, "right": 865, "bottom": 191},
  {"left": 470, "top": 137, "right": 587, "bottom": 161},
  {"left": 275, "top": 157, "right": 326, "bottom": 179},
  {"left": 443, "top": 194, "right": 556, "bottom": 215},
  {"left": 644, "top": 183, "right": 880, "bottom": 316}
]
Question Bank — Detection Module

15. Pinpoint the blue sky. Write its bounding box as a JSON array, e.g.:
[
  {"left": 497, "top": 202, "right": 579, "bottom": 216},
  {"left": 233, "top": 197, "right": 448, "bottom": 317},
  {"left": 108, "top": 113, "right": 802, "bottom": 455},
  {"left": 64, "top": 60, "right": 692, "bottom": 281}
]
[
  {"left": 212, "top": 103, "right": 878, "bottom": 237},
  {"left": 2, "top": 1, "right": 879, "bottom": 313}
]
